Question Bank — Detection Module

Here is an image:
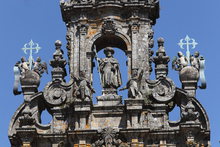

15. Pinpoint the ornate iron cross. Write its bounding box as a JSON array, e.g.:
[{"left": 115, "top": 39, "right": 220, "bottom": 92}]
[
  {"left": 178, "top": 35, "right": 198, "bottom": 64},
  {"left": 22, "top": 40, "right": 41, "bottom": 69}
]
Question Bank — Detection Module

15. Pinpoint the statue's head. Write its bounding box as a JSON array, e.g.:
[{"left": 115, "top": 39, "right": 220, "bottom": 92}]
[
  {"left": 190, "top": 55, "right": 195, "bottom": 61},
  {"left": 36, "top": 57, "right": 41, "bottom": 62},
  {"left": 194, "top": 51, "right": 200, "bottom": 58},
  {"left": 132, "top": 69, "right": 138, "bottom": 77},
  {"left": 104, "top": 47, "right": 114, "bottom": 57},
  {"left": 80, "top": 70, "right": 86, "bottom": 78},
  {"left": 157, "top": 37, "right": 164, "bottom": 47},
  {"left": 55, "top": 40, "right": 62, "bottom": 48},
  {"left": 178, "top": 51, "right": 183, "bottom": 57},
  {"left": 21, "top": 57, "right": 26, "bottom": 62}
]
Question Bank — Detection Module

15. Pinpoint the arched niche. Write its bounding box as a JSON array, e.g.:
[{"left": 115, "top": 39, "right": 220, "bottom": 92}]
[
  {"left": 92, "top": 33, "right": 131, "bottom": 52},
  {"left": 86, "top": 33, "right": 132, "bottom": 83}
]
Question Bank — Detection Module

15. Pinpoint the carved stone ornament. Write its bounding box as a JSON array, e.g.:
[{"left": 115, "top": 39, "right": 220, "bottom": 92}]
[
  {"left": 92, "top": 127, "right": 126, "bottom": 147},
  {"left": 181, "top": 100, "right": 199, "bottom": 123},
  {"left": 44, "top": 81, "right": 67, "bottom": 106},
  {"left": 129, "top": 21, "right": 140, "bottom": 34},
  {"left": 78, "top": 23, "right": 89, "bottom": 35},
  {"left": 102, "top": 18, "right": 117, "bottom": 35},
  {"left": 148, "top": 78, "right": 175, "bottom": 103}
]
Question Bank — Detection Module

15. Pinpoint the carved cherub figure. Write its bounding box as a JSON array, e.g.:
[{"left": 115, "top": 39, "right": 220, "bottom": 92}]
[
  {"left": 190, "top": 51, "right": 200, "bottom": 70},
  {"left": 73, "top": 71, "right": 95, "bottom": 101},
  {"left": 19, "top": 57, "right": 30, "bottom": 75},
  {"left": 33, "top": 57, "right": 48, "bottom": 76},
  {"left": 172, "top": 51, "right": 188, "bottom": 71},
  {"left": 120, "top": 69, "right": 143, "bottom": 99}
]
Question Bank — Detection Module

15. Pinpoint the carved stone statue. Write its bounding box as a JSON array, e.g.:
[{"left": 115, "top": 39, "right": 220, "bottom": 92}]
[
  {"left": 98, "top": 47, "right": 122, "bottom": 89},
  {"left": 190, "top": 51, "right": 200, "bottom": 70},
  {"left": 13, "top": 56, "right": 47, "bottom": 96},
  {"left": 73, "top": 71, "right": 95, "bottom": 101},
  {"left": 120, "top": 69, "right": 143, "bottom": 99},
  {"left": 33, "top": 57, "right": 48, "bottom": 76},
  {"left": 19, "top": 57, "right": 30, "bottom": 75},
  {"left": 172, "top": 51, "right": 188, "bottom": 71}
]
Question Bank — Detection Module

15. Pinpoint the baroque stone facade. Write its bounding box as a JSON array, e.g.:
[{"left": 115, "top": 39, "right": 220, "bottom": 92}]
[{"left": 9, "top": 0, "right": 210, "bottom": 147}]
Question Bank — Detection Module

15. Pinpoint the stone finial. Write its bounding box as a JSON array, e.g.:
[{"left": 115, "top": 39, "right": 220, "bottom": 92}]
[
  {"left": 50, "top": 40, "right": 67, "bottom": 81},
  {"left": 172, "top": 51, "right": 206, "bottom": 97},
  {"left": 152, "top": 38, "right": 170, "bottom": 79},
  {"left": 13, "top": 55, "right": 47, "bottom": 100}
]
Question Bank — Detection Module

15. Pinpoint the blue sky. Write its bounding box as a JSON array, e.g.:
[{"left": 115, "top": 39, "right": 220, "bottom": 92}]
[{"left": 0, "top": 0, "right": 219, "bottom": 146}]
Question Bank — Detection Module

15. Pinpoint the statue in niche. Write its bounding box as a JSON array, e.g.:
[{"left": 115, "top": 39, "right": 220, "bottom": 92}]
[
  {"left": 72, "top": 71, "right": 95, "bottom": 101},
  {"left": 120, "top": 69, "right": 143, "bottom": 99},
  {"left": 97, "top": 47, "right": 122, "bottom": 90},
  {"left": 172, "top": 51, "right": 188, "bottom": 71}
]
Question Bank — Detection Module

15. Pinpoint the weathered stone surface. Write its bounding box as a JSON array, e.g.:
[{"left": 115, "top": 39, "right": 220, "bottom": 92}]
[{"left": 9, "top": 0, "right": 210, "bottom": 147}]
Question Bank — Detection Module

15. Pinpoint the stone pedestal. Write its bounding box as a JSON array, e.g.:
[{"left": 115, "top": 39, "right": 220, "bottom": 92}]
[
  {"left": 50, "top": 107, "right": 67, "bottom": 134},
  {"left": 97, "top": 89, "right": 122, "bottom": 106},
  {"left": 74, "top": 101, "right": 92, "bottom": 129},
  {"left": 16, "top": 128, "right": 36, "bottom": 147},
  {"left": 125, "top": 99, "right": 144, "bottom": 128}
]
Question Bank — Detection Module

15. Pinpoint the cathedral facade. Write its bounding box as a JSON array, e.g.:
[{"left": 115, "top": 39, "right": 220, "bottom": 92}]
[{"left": 9, "top": 0, "right": 210, "bottom": 146}]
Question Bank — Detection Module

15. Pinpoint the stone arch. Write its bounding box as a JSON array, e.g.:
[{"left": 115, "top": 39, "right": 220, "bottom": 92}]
[{"left": 89, "top": 32, "right": 131, "bottom": 52}]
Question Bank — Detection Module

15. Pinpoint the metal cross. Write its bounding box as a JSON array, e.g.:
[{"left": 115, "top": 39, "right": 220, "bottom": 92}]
[
  {"left": 178, "top": 35, "right": 198, "bottom": 64},
  {"left": 22, "top": 40, "right": 41, "bottom": 70}
]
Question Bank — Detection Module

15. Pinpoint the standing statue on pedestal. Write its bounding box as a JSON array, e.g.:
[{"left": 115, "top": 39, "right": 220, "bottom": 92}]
[{"left": 97, "top": 47, "right": 122, "bottom": 90}]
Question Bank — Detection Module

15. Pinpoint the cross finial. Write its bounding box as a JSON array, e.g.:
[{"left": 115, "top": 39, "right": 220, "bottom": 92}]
[
  {"left": 22, "top": 40, "right": 41, "bottom": 70},
  {"left": 178, "top": 35, "right": 198, "bottom": 64}
]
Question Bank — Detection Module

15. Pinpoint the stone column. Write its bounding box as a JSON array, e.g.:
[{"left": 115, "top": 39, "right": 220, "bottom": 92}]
[
  {"left": 130, "top": 20, "right": 139, "bottom": 70},
  {"left": 72, "top": 23, "right": 80, "bottom": 77},
  {"left": 78, "top": 20, "right": 89, "bottom": 73}
]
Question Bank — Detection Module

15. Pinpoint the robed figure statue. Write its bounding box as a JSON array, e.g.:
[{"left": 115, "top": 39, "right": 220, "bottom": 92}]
[{"left": 98, "top": 47, "right": 122, "bottom": 90}]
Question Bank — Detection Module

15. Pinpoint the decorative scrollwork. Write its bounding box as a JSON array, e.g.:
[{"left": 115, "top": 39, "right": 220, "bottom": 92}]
[
  {"left": 148, "top": 78, "right": 175, "bottom": 103},
  {"left": 43, "top": 81, "right": 67, "bottom": 106}
]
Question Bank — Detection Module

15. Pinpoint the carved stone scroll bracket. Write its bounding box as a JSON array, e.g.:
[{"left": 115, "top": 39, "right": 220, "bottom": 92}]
[
  {"left": 147, "top": 77, "right": 176, "bottom": 104},
  {"left": 43, "top": 81, "right": 69, "bottom": 107}
]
